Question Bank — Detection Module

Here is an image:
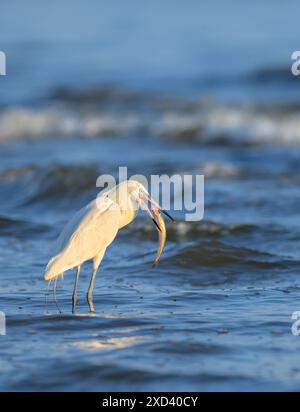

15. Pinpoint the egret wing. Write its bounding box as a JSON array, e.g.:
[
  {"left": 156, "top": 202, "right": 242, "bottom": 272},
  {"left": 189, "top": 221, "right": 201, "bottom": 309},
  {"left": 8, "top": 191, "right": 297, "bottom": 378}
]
[{"left": 45, "top": 196, "right": 120, "bottom": 279}]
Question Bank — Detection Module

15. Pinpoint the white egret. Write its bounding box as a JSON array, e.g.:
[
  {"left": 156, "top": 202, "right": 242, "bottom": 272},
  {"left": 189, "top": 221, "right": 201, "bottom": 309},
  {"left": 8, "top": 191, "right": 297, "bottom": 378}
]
[{"left": 44, "top": 180, "right": 174, "bottom": 313}]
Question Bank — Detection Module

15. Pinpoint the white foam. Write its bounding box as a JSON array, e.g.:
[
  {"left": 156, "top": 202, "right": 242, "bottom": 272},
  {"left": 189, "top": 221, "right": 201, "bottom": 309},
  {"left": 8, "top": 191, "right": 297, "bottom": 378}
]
[
  {"left": 0, "top": 108, "right": 141, "bottom": 141},
  {"left": 1, "top": 104, "right": 300, "bottom": 145},
  {"left": 200, "top": 161, "right": 241, "bottom": 178}
]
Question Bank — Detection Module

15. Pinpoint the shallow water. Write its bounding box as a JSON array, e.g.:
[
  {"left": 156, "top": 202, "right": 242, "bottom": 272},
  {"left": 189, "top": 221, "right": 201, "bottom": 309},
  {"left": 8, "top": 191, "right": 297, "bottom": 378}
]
[{"left": 1, "top": 0, "right": 300, "bottom": 392}]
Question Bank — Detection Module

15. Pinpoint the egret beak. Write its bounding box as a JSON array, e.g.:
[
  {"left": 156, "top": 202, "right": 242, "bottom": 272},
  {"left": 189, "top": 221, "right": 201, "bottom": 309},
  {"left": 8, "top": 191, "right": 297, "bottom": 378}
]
[
  {"left": 144, "top": 193, "right": 175, "bottom": 222},
  {"left": 152, "top": 217, "right": 161, "bottom": 232},
  {"left": 161, "top": 209, "right": 175, "bottom": 222},
  {"left": 139, "top": 197, "right": 162, "bottom": 232}
]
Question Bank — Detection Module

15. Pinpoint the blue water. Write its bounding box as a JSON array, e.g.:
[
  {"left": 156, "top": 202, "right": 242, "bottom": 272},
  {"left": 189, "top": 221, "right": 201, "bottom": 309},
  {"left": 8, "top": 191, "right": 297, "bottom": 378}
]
[
  {"left": 1, "top": 0, "right": 300, "bottom": 391},
  {"left": 1, "top": 0, "right": 299, "bottom": 104}
]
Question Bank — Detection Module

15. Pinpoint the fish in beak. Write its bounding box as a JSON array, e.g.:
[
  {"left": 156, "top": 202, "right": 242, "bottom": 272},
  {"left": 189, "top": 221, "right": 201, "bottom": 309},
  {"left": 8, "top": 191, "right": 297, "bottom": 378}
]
[
  {"left": 152, "top": 209, "right": 167, "bottom": 266},
  {"left": 139, "top": 191, "right": 175, "bottom": 265}
]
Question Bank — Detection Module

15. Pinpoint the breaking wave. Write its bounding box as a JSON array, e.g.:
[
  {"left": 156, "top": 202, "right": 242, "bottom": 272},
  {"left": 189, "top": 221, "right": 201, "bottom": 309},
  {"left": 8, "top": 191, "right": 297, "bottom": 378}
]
[{"left": 1, "top": 90, "right": 300, "bottom": 145}]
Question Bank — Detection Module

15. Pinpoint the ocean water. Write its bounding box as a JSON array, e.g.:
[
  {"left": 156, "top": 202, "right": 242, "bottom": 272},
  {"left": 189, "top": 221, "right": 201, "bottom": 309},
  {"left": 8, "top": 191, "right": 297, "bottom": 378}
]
[{"left": 1, "top": 0, "right": 300, "bottom": 391}]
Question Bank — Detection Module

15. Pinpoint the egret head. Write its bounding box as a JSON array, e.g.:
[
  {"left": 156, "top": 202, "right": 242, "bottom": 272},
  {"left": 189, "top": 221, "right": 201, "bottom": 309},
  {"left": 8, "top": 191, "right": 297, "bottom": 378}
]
[
  {"left": 125, "top": 180, "right": 174, "bottom": 265},
  {"left": 105, "top": 180, "right": 174, "bottom": 223},
  {"left": 127, "top": 180, "right": 174, "bottom": 230}
]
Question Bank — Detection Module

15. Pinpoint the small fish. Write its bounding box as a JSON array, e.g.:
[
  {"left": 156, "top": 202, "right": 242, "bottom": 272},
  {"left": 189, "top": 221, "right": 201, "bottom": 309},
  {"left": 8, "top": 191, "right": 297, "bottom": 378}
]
[{"left": 153, "top": 210, "right": 167, "bottom": 266}]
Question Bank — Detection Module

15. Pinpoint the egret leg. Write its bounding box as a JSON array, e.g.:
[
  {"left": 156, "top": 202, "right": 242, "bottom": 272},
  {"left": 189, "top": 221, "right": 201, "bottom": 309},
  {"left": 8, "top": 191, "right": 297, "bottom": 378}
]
[
  {"left": 72, "top": 265, "right": 81, "bottom": 314},
  {"left": 87, "top": 268, "right": 97, "bottom": 313},
  {"left": 45, "top": 279, "right": 52, "bottom": 314},
  {"left": 87, "top": 251, "right": 106, "bottom": 313},
  {"left": 53, "top": 276, "right": 62, "bottom": 313}
]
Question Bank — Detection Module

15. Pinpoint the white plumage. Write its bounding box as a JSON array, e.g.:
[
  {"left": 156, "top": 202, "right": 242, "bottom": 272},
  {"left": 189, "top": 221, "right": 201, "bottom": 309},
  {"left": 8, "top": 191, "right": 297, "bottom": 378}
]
[{"left": 44, "top": 180, "right": 171, "bottom": 313}]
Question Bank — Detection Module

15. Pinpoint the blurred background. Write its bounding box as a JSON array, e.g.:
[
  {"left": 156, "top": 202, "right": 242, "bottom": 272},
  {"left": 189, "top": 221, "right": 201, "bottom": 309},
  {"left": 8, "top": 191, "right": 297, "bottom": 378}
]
[{"left": 1, "top": 0, "right": 300, "bottom": 391}]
